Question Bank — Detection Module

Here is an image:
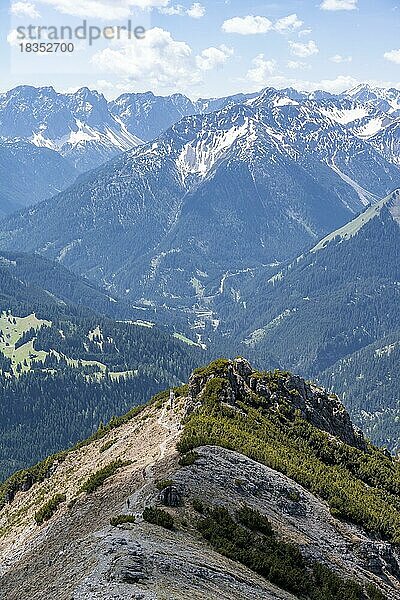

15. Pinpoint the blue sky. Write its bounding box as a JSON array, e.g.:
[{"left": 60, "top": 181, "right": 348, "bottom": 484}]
[{"left": 2, "top": 0, "right": 400, "bottom": 98}]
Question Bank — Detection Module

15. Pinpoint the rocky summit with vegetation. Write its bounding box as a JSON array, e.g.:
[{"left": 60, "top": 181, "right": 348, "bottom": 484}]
[{"left": 0, "top": 358, "right": 399, "bottom": 599}]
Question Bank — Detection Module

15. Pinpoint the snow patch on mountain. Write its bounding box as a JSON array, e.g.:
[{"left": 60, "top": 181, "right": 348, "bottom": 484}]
[
  {"left": 272, "top": 97, "right": 300, "bottom": 108},
  {"left": 176, "top": 119, "right": 255, "bottom": 181},
  {"left": 30, "top": 119, "right": 141, "bottom": 155},
  {"left": 320, "top": 106, "right": 369, "bottom": 125},
  {"left": 354, "top": 117, "right": 385, "bottom": 139}
]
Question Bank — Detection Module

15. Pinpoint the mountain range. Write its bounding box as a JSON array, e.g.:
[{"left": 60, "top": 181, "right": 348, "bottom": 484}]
[
  {"left": 0, "top": 83, "right": 399, "bottom": 453},
  {"left": 0, "top": 85, "right": 399, "bottom": 317},
  {"left": 0, "top": 86, "right": 142, "bottom": 172},
  {"left": 1, "top": 83, "right": 399, "bottom": 214}
]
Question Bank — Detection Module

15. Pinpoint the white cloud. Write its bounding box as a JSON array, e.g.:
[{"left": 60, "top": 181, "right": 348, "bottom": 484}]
[
  {"left": 274, "top": 14, "right": 303, "bottom": 33},
  {"left": 247, "top": 54, "right": 277, "bottom": 84},
  {"left": 320, "top": 0, "right": 357, "bottom": 11},
  {"left": 248, "top": 74, "right": 359, "bottom": 95},
  {"left": 159, "top": 5, "right": 182, "bottom": 15},
  {"left": 287, "top": 60, "right": 309, "bottom": 70},
  {"left": 35, "top": 0, "right": 169, "bottom": 20},
  {"left": 196, "top": 45, "right": 233, "bottom": 71},
  {"left": 222, "top": 15, "right": 273, "bottom": 35},
  {"left": 330, "top": 54, "right": 352, "bottom": 63},
  {"left": 91, "top": 28, "right": 232, "bottom": 93},
  {"left": 314, "top": 75, "right": 359, "bottom": 92},
  {"left": 187, "top": 2, "right": 205, "bottom": 18},
  {"left": 160, "top": 2, "right": 205, "bottom": 18},
  {"left": 384, "top": 49, "right": 400, "bottom": 64},
  {"left": 298, "top": 28, "right": 312, "bottom": 37},
  {"left": 10, "top": 1, "right": 40, "bottom": 18},
  {"left": 289, "top": 40, "right": 319, "bottom": 58},
  {"left": 221, "top": 14, "right": 305, "bottom": 35}
]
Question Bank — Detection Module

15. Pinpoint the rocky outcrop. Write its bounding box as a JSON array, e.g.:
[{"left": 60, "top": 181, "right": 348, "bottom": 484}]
[
  {"left": 269, "top": 373, "right": 366, "bottom": 449},
  {"left": 107, "top": 540, "right": 148, "bottom": 585},
  {"left": 159, "top": 485, "right": 182, "bottom": 507},
  {"left": 189, "top": 357, "right": 366, "bottom": 449}
]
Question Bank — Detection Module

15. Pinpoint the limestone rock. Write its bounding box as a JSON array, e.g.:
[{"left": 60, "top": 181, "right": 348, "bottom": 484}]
[
  {"left": 159, "top": 485, "right": 182, "bottom": 507},
  {"left": 188, "top": 359, "right": 366, "bottom": 450}
]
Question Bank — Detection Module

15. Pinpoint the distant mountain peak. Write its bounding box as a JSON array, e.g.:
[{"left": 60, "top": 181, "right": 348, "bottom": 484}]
[{"left": 346, "top": 83, "right": 374, "bottom": 95}]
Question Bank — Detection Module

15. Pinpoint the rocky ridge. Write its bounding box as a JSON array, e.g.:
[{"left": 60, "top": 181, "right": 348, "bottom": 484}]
[{"left": 0, "top": 358, "right": 399, "bottom": 599}]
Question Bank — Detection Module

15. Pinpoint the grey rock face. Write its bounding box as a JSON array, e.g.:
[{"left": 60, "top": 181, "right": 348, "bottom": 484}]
[
  {"left": 108, "top": 555, "right": 147, "bottom": 584},
  {"left": 159, "top": 485, "right": 182, "bottom": 507},
  {"left": 280, "top": 374, "right": 366, "bottom": 449},
  {"left": 175, "top": 446, "right": 400, "bottom": 597},
  {"left": 356, "top": 542, "right": 400, "bottom": 578}
]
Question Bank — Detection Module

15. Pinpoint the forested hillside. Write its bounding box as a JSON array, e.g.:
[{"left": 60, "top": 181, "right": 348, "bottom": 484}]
[
  {"left": 235, "top": 191, "right": 400, "bottom": 449},
  {"left": 0, "top": 256, "right": 202, "bottom": 480}
]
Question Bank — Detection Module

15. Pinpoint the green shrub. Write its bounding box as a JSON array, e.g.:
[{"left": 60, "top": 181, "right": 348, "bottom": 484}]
[
  {"left": 173, "top": 384, "right": 189, "bottom": 398},
  {"left": 143, "top": 507, "right": 174, "bottom": 530},
  {"left": 193, "top": 359, "right": 231, "bottom": 378},
  {"left": 196, "top": 505, "right": 366, "bottom": 600},
  {"left": 192, "top": 498, "right": 204, "bottom": 513},
  {"left": 99, "top": 440, "right": 116, "bottom": 453},
  {"left": 79, "top": 460, "right": 126, "bottom": 494},
  {"left": 236, "top": 505, "right": 273, "bottom": 536},
  {"left": 35, "top": 493, "right": 66, "bottom": 525},
  {"left": 179, "top": 451, "right": 199, "bottom": 467},
  {"left": 156, "top": 479, "right": 174, "bottom": 491},
  {"left": 365, "top": 583, "right": 387, "bottom": 600},
  {"left": 110, "top": 514, "right": 136, "bottom": 527},
  {"left": 0, "top": 451, "right": 68, "bottom": 509},
  {"left": 196, "top": 506, "right": 308, "bottom": 596},
  {"left": 287, "top": 489, "right": 300, "bottom": 502}
]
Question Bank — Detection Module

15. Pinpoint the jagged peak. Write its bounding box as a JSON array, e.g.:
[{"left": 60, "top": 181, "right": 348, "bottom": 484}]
[{"left": 346, "top": 83, "right": 374, "bottom": 96}]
